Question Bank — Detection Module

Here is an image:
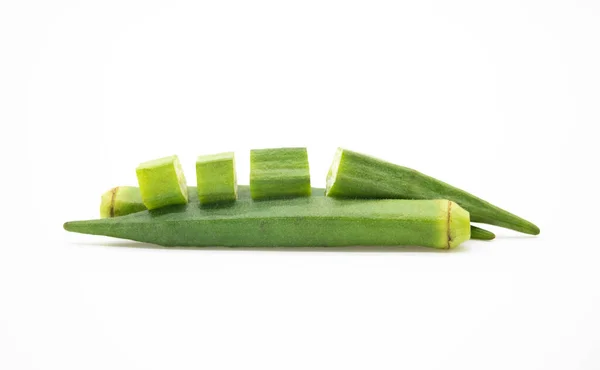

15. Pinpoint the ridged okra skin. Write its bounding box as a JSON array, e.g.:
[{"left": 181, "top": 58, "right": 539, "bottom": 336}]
[
  {"left": 136, "top": 155, "right": 188, "bottom": 210},
  {"left": 196, "top": 152, "right": 237, "bottom": 204},
  {"left": 99, "top": 185, "right": 495, "bottom": 240},
  {"left": 326, "top": 148, "right": 540, "bottom": 235},
  {"left": 65, "top": 198, "right": 471, "bottom": 249},
  {"left": 250, "top": 148, "right": 311, "bottom": 200}
]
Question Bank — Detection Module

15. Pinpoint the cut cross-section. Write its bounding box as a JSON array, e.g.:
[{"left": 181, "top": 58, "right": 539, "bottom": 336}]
[
  {"left": 136, "top": 155, "right": 188, "bottom": 210},
  {"left": 196, "top": 152, "right": 237, "bottom": 205}
]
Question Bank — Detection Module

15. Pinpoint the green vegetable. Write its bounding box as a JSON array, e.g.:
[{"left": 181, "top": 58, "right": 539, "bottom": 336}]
[
  {"left": 470, "top": 225, "right": 495, "bottom": 241},
  {"left": 250, "top": 148, "right": 311, "bottom": 200},
  {"left": 100, "top": 186, "right": 146, "bottom": 218},
  {"left": 65, "top": 198, "right": 471, "bottom": 249},
  {"left": 136, "top": 155, "right": 188, "bottom": 210},
  {"left": 196, "top": 152, "right": 237, "bottom": 204},
  {"left": 99, "top": 185, "right": 495, "bottom": 240},
  {"left": 326, "top": 148, "right": 539, "bottom": 235},
  {"left": 100, "top": 186, "right": 323, "bottom": 217}
]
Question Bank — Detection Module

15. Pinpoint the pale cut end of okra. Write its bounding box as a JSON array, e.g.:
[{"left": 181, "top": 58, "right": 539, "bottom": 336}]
[
  {"left": 196, "top": 152, "right": 237, "bottom": 205},
  {"left": 100, "top": 186, "right": 146, "bottom": 218},
  {"left": 100, "top": 188, "right": 115, "bottom": 218},
  {"left": 448, "top": 200, "right": 471, "bottom": 248},
  {"left": 136, "top": 155, "right": 188, "bottom": 210},
  {"left": 250, "top": 147, "right": 311, "bottom": 200},
  {"left": 325, "top": 147, "right": 344, "bottom": 195}
]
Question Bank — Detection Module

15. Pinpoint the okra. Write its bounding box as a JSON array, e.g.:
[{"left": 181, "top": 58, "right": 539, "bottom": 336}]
[
  {"left": 196, "top": 152, "right": 237, "bottom": 204},
  {"left": 250, "top": 148, "right": 311, "bottom": 200},
  {"left": 99, "top": 185, "right": 495, "bottom": 240},
  {"left": 326, "top": 148, "right": 540, "bottom": 235},
  {"left": 65, "top": 198, "right": 471, "bottom": 249},
  {"left": 470, "top": 225, "right": 495, "bottom": 241},
  {"left": 136, "top": 155, "right": 188, "bottom": 210},
  {"left": 100, "top": 186, "right": 146, "bottom": 218}
]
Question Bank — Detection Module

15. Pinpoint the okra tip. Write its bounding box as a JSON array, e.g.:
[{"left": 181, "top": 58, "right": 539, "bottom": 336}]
[
  {"left": 63, "top": 219, "right": 103, "bottom": 235},
  {"left": 526, "top": 223, "right": 541, "bottom": 236},
  {"left": 63, "top": 221, "right": 77, "bottom": 232},
  {"left": 470, "top": 225, "right": 495, "bottom": 241},
  {"left": 505, "top": 218, "right": 540, "bottom": 235},
  {"left": 63, "top": 220, "right": 85, "bottom": 233}
]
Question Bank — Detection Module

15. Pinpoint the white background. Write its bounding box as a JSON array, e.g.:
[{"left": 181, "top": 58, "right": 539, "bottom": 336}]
[{"left": 1, "top": 1, "right": 599, "bottom": 369}]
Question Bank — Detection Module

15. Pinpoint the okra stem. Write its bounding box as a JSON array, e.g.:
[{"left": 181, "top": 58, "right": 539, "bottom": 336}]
[{"left": 100, "top": 186, "right": 146, "bottom": 218}]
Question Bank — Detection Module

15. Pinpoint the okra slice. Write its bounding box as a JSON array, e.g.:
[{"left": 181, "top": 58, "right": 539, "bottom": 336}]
[
  {"left": 136, "top": 155, "right": 188, "bottom": 210},
  {"left": 250, "top": 147, "right": 311, "bottom": 200},
  {"left": 196, "top": 152, "right": 237, "bottom": 205}
]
